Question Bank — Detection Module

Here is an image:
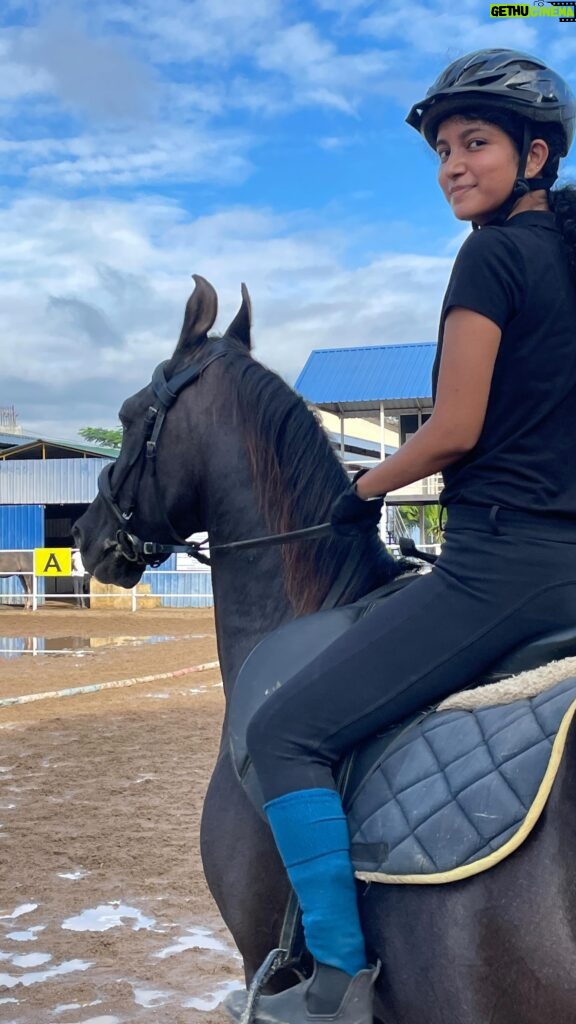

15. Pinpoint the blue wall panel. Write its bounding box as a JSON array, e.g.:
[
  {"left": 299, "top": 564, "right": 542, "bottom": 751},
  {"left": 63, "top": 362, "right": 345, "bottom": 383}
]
[
  {"left": 0, "top": 504, "right": 44, "bottom": 548},
  {"left": 0, "top": 504, "right": 44, "bottom": 605},
  {"left": 142, "top": 556, "right": 214, "bottom": 608}
]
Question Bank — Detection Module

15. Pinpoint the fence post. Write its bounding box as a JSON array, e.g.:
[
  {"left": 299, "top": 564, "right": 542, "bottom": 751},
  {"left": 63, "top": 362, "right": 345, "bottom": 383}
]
[
  {"left": 32, "top": 571, "right": 38, "bottom": 612},
  {"left": 131, "top": 586, "right": 137, "bottom": 613}
]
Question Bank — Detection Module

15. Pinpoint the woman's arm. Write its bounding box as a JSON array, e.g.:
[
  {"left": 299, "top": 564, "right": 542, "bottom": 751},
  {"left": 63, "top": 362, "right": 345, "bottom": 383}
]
[{"left": 356, "top": 307, "right": 502, "bottom": 499}]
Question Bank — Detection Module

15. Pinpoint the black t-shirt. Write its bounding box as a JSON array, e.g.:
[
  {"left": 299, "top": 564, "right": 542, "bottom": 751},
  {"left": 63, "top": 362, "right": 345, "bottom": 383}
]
[{"left": 432, "top": 210, "right": 576, "bottom": 516}]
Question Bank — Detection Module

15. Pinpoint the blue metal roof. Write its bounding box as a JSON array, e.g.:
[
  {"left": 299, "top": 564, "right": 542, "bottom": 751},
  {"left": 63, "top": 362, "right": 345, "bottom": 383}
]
[{"left": 295, "top": 343, "right": 436, "bottom": 411}]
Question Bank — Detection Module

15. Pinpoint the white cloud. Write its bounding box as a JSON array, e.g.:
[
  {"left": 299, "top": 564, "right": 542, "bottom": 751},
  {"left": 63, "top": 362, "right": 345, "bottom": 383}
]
[
  {"left": 88, "top": 0, "right": 283, "bottom": 67},
  {"left": 0, "top": 194, "right": 452, "bottom": 439},
  {"left": 12, "top": 7, "right": 157, "bottom": 122},
  {"left": 0, "top": 38, "right": 52, "bottom": 100},
  {"left": 255, "top": 21, "right": 392, "bottom": 113},
  {"left": 0, "top": 125, "right": 253, "bottom": 187},
  {"left": 359, "top": 3, "right": 538, "bottom": 57}
]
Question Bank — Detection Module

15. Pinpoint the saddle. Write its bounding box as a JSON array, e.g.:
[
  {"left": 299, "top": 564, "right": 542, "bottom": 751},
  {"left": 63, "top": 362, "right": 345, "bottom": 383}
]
[{"left": 229, "top": 574, "right": 576, "bottom": 882}]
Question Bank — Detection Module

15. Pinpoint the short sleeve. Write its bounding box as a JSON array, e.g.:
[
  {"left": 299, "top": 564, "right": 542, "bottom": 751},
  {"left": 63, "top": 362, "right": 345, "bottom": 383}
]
[{"left": 442, "top": 226, "right": 526, "bottom": 330}]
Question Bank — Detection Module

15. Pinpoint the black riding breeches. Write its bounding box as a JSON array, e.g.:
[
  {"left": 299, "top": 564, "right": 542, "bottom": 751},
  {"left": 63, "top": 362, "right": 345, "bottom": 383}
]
[{"left": 246, "top": 505, "right": 576, "bottom": 803}]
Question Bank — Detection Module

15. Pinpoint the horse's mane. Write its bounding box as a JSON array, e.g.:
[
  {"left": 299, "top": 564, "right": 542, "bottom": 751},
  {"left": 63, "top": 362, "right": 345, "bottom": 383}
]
[{"left": 221, "top": 348, "right": 401, "bottom": 615}]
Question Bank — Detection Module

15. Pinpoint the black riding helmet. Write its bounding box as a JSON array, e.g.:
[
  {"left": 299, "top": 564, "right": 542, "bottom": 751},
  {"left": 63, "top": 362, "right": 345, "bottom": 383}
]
[{"left": 406, "top": 49, "right": 576, "bottom": 224}]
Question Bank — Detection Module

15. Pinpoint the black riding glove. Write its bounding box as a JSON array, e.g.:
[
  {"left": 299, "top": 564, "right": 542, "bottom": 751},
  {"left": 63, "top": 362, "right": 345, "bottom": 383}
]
[{"left": 330, "top": 470, "right": 384, "bottom": 538}]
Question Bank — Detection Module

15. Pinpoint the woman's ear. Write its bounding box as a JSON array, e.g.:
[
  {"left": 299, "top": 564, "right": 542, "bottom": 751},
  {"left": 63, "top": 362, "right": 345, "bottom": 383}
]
[{"left": 526, "top": 138, "right": 550, "bottom": 179}]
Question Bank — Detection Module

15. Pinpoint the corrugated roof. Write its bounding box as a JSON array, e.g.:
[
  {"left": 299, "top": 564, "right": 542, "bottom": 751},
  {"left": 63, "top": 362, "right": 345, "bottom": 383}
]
[
  {"left": 0, "top": 431, "right": 38, "bottom": 450},
  {"left": 0, "top": 439, "right": 120, "bottom": 461},
  {"left": 295, "top": 343, "right": 436, "bottom": 412}
]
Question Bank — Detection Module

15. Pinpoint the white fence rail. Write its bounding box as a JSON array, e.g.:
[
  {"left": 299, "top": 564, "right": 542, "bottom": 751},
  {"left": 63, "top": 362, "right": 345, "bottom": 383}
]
[
  {"left": 0, "top": 536, "right": 440, "bottom": 612},
  {"left": 0, "top": 555, "right": 213, "bottom": 611}
]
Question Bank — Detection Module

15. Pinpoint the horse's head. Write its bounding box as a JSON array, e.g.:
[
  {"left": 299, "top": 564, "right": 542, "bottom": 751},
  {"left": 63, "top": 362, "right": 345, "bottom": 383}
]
[{"left": 73, "top": 275, "right": 252, "bottom": 587}]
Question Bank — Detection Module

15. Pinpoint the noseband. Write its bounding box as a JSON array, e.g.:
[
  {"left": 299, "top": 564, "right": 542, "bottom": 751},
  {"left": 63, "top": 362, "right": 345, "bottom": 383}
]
[{"left": 97, "top": 339, "right": 333, "bottom": 568}]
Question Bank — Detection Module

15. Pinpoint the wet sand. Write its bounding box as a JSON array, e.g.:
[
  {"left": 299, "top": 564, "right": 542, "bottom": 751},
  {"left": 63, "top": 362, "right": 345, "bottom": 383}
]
[{"left": 0, "top": 606, "right": 239, "bottom": 1024}]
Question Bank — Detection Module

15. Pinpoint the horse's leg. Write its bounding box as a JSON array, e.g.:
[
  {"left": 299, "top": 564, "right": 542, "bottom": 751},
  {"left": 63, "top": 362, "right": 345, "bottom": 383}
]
[
  {"left": 362, "top": 716, "right": 576, "bottom": 1024},
  {"left": 200, "top": 748, "right": 290, "bottom": 983},
  {"left": 18, "top": 574, "right": 31, "bottom": 611}
]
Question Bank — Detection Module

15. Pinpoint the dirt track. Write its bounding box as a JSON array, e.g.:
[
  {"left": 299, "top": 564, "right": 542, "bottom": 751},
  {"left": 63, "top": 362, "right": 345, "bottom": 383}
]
[{"left": 0, "top": 605, "right": 241, "bottom": 1024}]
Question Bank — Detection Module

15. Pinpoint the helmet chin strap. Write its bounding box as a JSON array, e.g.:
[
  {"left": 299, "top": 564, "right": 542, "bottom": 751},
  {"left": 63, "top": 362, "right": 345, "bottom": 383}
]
[{"left": 474, "top": 123, "right": 558, "bottom": 229}]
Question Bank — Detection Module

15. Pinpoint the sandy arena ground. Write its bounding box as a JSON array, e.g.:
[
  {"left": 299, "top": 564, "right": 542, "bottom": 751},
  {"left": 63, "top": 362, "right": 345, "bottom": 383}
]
[{"left": 0, "top": 604, "right": 241, "bottom": 1024}]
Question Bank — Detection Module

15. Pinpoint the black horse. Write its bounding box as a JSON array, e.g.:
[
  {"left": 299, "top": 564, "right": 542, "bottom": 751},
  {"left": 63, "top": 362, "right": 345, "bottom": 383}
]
[{"left": 74, "top": 277, "right": 576, "bottom": 1024}]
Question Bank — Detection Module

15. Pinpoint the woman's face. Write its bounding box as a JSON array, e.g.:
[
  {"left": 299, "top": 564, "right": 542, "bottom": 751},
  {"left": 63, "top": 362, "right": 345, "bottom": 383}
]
[{"left": 436, "top": 116, "right": 519, "bottom": 225}]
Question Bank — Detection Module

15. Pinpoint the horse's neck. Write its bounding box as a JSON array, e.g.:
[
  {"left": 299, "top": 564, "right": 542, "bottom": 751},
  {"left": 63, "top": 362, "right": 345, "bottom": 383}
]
[
  {"left": 205, "top": 462, "right": 292, "bottom": 696},
  {"left": 199, "top": 379, "right": 389, "bottom": 697},
  {"left": 204, "top": 463, "right": 384, "bottom": 699}
]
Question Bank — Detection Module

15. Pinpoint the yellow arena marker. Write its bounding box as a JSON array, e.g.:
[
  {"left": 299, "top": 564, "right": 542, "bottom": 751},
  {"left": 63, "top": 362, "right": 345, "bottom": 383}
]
[{"left": 34, "top": 548, "right": 72, "bottom": 576}]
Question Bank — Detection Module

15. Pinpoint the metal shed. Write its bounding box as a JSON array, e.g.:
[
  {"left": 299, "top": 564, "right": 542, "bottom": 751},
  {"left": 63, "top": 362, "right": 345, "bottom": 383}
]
[
  {"left": 295, "top": 342, "right": 439, "bottom": 508},
  {"left": 0, "top": 439, "right": 116, "bottom": 606},
  {"left": 295, "top": 343, "right": 435, "bottom": 415}
]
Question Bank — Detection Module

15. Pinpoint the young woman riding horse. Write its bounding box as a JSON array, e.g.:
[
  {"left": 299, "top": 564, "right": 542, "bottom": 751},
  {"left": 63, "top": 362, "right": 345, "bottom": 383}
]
[{"left": 229, "top": 49, "right": 576, "bottom": 1024}]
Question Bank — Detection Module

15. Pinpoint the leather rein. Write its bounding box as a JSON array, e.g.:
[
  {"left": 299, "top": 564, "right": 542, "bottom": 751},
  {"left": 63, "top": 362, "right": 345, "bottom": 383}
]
[{"left": 97, "top": 339, "right": 335, "bottom": 569}]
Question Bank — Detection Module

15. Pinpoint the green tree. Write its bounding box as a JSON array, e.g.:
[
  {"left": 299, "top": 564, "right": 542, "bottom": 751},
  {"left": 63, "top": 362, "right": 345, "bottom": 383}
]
[
  {"left": 424, "top": 504, "right": 443, "bottom": 545},
  {"left": 398, "top": 505, "right": 420, "bottom": 532},
  {"left": 398, "top": 504, "right": 443, "bottom": 545},
  {"left": 78, "top": 426, "right": 123, "bottom": 448}
]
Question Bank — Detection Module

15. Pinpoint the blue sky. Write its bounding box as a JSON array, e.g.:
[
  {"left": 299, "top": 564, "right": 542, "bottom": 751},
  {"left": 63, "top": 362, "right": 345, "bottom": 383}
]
[{"left": 1, "top": 0, "right": 575, "bottom": 439}]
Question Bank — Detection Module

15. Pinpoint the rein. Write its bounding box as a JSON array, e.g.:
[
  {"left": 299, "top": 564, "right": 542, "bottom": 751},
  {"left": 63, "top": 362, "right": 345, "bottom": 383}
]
[
  {"left": 139, "top": 521, "right": 334, "bottom": 566},
  {"left": 124, "top": 519, "right": 369, "bottom": 612}
]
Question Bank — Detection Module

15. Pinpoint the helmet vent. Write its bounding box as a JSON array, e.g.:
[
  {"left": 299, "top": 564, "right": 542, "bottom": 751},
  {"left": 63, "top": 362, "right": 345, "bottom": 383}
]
[
  {"left": 476, "top": 74, "right": 507, "bottom": 87},
  {"left": 406, "top": 48, "right": 576, "bottom": 157}
]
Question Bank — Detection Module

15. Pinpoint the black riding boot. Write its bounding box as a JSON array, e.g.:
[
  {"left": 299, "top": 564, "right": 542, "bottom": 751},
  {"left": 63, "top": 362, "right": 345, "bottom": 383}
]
[{"left": 223, "top": 960, "right": 380, "bottom": 1023}]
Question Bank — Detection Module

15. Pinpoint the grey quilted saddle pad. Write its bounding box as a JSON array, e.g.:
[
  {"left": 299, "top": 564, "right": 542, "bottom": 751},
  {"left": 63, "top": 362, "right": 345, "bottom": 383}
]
[{"left": 348, "top": 675, "right": 576, "bottom": 884}]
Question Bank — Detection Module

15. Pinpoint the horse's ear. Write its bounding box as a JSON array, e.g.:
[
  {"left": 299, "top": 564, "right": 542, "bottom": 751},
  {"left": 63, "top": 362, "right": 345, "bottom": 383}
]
[
  {"left": 225, "top": 283, "right": 252, "bottom": 349},
  {"left": 174, "top": 275, "right": 218, "bottom": 352}
]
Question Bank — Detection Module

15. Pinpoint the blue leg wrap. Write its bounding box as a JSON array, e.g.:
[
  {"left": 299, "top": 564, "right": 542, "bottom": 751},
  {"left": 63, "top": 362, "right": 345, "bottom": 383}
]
[{"left": 264, "top": 788, "right": 367, "bottom": 975}]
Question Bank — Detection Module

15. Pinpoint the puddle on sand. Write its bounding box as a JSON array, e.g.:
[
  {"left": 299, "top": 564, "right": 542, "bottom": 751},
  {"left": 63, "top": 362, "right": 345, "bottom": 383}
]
[
  {"left": 0, "top": 957, "right": 92, "bottom": 988},
  {"left": 155, "top": 925, "right": 228, "bottom": 959},
  {"left": 0, "top": 632, "right": 210, "bottom": 659},
  {"left": 6, "top": 926, "right": 45, "bottom": 941},
  {"left": 10, "top": 953, "right": 51, "bottom": 968},
  {"left": 53, "top": 1002, "right": 103, "bottom": 1016},
  {"left": 0, "top": 904, "right": 38, "bottom": 921},
  {"left": 62, "top": 903, "right": 156, "bottom": 933},
  {"left": 133, "top": 986, "right": 171, "bottom": 1008},
  {"left": 184, "top": 979, "right": 243, "bottom": 1012}
]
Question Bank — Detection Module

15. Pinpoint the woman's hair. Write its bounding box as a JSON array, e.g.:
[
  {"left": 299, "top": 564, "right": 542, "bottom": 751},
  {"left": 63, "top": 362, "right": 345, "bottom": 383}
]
[{"left": 441, "top": 105, "right": 576, "bottom": 282}]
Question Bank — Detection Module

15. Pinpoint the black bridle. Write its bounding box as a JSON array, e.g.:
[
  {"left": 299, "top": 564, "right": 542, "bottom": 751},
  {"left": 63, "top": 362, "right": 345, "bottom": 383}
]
[{"left": 98, "top": 339, "right": 332, "bottom": 568}]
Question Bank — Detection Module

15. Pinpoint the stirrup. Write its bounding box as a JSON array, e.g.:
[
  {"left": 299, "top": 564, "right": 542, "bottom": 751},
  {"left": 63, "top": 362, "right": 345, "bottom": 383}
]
[
  {"left": 236, "top": 948, "right": 294, "bottom": 1024},
  {"left": 225, "top": 958, "right": 380, "bottom": 1024}
]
